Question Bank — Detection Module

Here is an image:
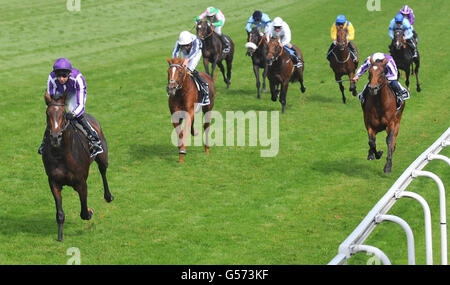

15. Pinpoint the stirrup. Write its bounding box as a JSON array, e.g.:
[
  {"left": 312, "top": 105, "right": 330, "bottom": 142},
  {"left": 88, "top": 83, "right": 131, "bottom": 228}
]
[
  {"left": 223, "top": 47, "right": 230, "bottom": 53},
  {"left": 38, "top": 145, "right": 44, "bottom": 155},
  {"left": 89, "top": 144, "right": 103, "bottom": 157}
]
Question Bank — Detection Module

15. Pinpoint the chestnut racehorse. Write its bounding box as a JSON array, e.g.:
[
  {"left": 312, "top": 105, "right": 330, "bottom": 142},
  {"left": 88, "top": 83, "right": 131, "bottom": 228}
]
[
  {"left": 246, "top": 27, "right": 268, "bottom": 99},
  {"left": 266, "top": 37, "right": 306, "bottom": 114},
  {"left": 166, "top": 57, "right": 215, "bottom": 163},
  {"left": 42, "top": 92, "right": 114, "bottom": 242},
  {"left": 329, "top": 25, "right": 358, "bottom": 104},
  {"left": 362, "top": 57, "right": 405, "bottom": 173},
  {"left": 196, "top": 20, "right": 234, "bottom": 88}
]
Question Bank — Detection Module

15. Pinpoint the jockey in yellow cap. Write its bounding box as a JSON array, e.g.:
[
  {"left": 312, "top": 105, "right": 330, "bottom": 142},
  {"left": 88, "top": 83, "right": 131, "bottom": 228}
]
[{"left": 327, "top": 15, "right": 358, "bottom": 64}]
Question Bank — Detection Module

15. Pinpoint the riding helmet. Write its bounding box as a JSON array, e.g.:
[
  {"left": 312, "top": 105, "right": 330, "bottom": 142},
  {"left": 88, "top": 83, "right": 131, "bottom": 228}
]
[
  {"left": 395, "top": 13, "right": 404, "bottom": 23},
  {"left": 335, "top": 14, "right": 346, "bottom": 24},
  {"left": 253, "top": 10, "right": 262, "bottom": 21}
]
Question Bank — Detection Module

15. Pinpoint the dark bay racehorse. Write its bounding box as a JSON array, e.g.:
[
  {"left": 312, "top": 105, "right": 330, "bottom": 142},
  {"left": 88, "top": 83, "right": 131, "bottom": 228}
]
[
  {"left": 362, "top": 57, "right": 405, "bottom": 173},
  {"left": 42, "top": 92, "right": 114, "bottom": 241},
  {"left": 167, "top": 57, "right": 215, "bottom": 163},
  {"left": 196, "top": 20, "right": 234, "bottom": 88},
  {"left": 266, "top": 37, "right": 306, "bottom": 114},
  {"left": 246, "top": 27, "right": 268, "bottom": 99},
  {"left": 390, "top": 29, "right": 421, "bottom": 92},
  {"left": 329, "top": 25, "right": 358, "bottom": 103}
]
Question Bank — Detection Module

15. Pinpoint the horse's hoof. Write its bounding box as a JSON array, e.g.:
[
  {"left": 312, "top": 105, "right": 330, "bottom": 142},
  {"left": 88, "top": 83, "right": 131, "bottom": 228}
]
[
  {"left": 375, "top": 150, "right": 383, "bottom": 160},
  {"left": 271, "top": 96, "right": 277, "bottom": 102},
  {"left": 367, "top": 155, "right": 374, "bottom": 161},
  {"left": 383, "top": 166, "right": 392, "bottom": 174},
  {"left": 205, "top": 146, "right": 210, "bottom": 155},
  {"left": 417, "top": 86, "right": 421, "bottom": 92},
  {"left": 301, "top": 87, "right": 306, "bottom": 93},
  {"left": 104, "top": 194, "right": 114, "bottom": 203}
]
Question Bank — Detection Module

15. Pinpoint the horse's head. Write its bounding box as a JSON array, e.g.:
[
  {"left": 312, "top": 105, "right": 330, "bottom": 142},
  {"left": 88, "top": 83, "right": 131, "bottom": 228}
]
[
  {"left": 266, "top": 36, "right": 283, "bottom": 66},
  {"left": 368, "top": 57, "right": 388, "bottom": 96},
  {"left": 393, "top": 29, "right": 405, "bottom": 50},
  {"left": 196, "top": 20, "right": 213, "bottom": 41},
  {"left": 166, "top": 57, "right": 188, "bottom": 96},
  {"left": 45, "top": 91, "right": 69, "bottom": 147},
  {"left": 336, "top": 25, "right": 348, "bottom": 51},
  {"left": 245, "top": 27, "right": 263, "bottom": 56}
]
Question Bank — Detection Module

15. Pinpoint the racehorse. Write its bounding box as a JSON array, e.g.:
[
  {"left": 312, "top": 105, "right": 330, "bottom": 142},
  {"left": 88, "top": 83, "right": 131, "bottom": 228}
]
[
  {"left": 246, "top": 27, "right": 268, "bottom": 99},
  {"left": 42, "top": 92, "right": 114, "bottom": 242},
  {"left": 362, "top": 57, "right": 405, "bottom": 173},
  {"left": 329, "top": 25, "right": 358, "bottom": 104},
  {"left": 266, "top": 36, "right": 306, "bottom": 114},
  {"left": 390, "top": 29, "right": 421, "bottom": 92},
  {"left": 166, "top": 57, "right": 215, "bottom": 163},
  {"left": 196, "top": 20, "right": 234, "bottom": 88}
]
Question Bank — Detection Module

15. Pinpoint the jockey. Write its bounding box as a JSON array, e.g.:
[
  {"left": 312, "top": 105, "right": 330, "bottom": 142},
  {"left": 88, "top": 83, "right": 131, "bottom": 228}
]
[
  {"left": 389, "top": 13, "right": 418, "bottom": 59},
  {"left": 399, "top": 5, "right": 418, "bottom": 41},
  {"left": 245, "top": 10, "right": 271, "bottom": 33},
  {"left": 266, "top": 16, "right": 302, "bottom": 68},
  {"left": 172, "top": 31, "right": 210, "bottom": 106},
  {"left": 38, "top": 58, "right": 103, "bottom": 157},
  {"left": 353, "top": 52, "right": 409, "bottom": 110},
  {"left": 195, "top": 7, "right": 231, "bottom": 53},
  {"left": 326, "top": 14, "right": 358, "bottom": 64}
]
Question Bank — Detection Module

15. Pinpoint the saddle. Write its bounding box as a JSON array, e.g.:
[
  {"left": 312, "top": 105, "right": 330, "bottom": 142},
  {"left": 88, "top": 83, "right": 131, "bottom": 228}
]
[{"left": 189, "top": 72, "right": 210, "bottom": 108}]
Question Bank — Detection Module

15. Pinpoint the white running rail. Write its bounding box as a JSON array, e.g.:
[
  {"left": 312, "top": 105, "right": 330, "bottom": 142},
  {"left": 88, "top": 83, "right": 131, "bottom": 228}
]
[{"left": 329, "top": 127, "right": 450, "bottom": 265}]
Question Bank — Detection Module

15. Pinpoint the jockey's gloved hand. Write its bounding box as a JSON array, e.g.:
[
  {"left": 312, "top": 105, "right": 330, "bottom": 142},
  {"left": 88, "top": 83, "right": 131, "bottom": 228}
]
[{"left": 66, "top": 112, "right": 75, "bottom": 121}]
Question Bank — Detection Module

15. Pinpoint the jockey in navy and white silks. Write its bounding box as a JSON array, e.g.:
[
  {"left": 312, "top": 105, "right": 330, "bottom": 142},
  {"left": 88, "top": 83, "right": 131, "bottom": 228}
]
[
  {"left": 353, "top": 52, "right": 409, "bottom": 109},
  {"left": 389, "top": 13, "right": 418, "bottom": 58},
  {"left": 171, "top": 31, "right": 210, "bottom": 105},
  {"left": 265, "top": 17, "right": 302, "bottom": 67},
  {"left": 39, "top": 58, "right": 103, "bottom": 157},
  {"left": 245, "top": 10, "right": 271, "bottom": 33}
]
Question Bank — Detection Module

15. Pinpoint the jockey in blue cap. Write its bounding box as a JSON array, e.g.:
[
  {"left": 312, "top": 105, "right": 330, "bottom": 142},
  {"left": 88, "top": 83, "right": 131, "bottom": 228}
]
[
  {"left": 389, "top": 13, "right": 418, "bottom": 59},
  {"left": 38, "top": 58, "right": 103, "bottom": 157}
]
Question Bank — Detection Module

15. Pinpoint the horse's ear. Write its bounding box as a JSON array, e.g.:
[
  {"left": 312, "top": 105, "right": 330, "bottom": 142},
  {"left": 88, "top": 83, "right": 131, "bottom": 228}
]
[
  {"left": 370, "top": 56, "right": 374, "bottom": 65},
  {"left": 167, "top": 57, "right": 172, "bottom": 65},
  {"left": 382, "top": 58, "right": 388, "bottom": 65}
]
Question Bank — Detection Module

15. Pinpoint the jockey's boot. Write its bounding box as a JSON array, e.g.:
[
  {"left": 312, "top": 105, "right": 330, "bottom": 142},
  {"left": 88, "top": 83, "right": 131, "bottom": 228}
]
[
  {"left": 407, "top": 39, "right": 418, "bottom": 59},
  {"left": 389, "top": 80, "right": 405, "bottom": 110},
  {"left": 192, "top": 70, "right": 210, "bottom": 105},
  {"left": 77, "top": 114, "right": 103, "bottom": 157},
  {"left": 292, "top": 50, "right": 303, "bottom": 68},
  {"left": 326, "top": 43, "right": 335, "bottom": 61},
  {"left": 221, "top": 35, "right": 231, "bottom": 53},
  {"left": 37, "top": 129, "right": 48, "bottom": 155},
  {"left": 348, "top": 42, "right": 359, "bottom": 64}
]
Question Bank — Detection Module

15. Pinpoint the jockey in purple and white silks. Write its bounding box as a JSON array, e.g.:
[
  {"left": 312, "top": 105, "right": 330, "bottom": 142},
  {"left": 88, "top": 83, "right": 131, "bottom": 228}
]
[
  {"left": 171, "top": 31, "right": 210, "bottom": 105},
  {"left": 38, "top": 58, "right": 103, "bottom": 157},
  {"left": 265, "top": 17, "right": 302, "bottom": 67},
  {"left": 353, "top": 53, "right": 409, "bottom": 109},
  {"left": 195, "top": 7, "right": 231, "bottom": 53}
]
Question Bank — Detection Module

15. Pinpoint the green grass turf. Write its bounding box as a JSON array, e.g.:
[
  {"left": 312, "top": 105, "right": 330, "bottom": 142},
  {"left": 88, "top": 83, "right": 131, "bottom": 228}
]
[{"left": 0, "top": 0, "right": 448, "bottom": 264}]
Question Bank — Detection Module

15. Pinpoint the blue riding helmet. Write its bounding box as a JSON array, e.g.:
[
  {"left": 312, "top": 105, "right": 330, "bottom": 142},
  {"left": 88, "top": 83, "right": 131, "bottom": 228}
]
[
  {"left": 335, "top": 14, "right": 346, "bottom": 24},
  {"left": 395, "top": 13, "right": 404, "bottom": 23},
  {"left": 253, "top": 10, "right": 262, "bottom": 21}
]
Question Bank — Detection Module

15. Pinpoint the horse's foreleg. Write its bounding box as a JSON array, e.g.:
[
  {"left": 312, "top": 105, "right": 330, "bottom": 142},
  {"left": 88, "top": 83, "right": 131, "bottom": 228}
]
[
  {"left": 384, "top": 128, "right": 395, "bottom": 173},
  {"left": 405, "top": 66, "right": 410, "bottom": 91},
  {"left": 336, "top": 75, "right": 346, "bottom": 104},
  {"left": 299, "top": 69, "right": 306, "bottom": 93},
  {"left": 49, "top": 179, "right": 64, "bottom": 242},
  {"left": 76, "top": 181, "right": 94, "bottom": 221},
  {"left": 280, "top": 82, "right": 289, "bottom": 114},
  {"left": 367, "top": 128, "right": 383, "bottom": 160},
  {"left": 262, "top": 66, "right": 268, "bottom": 93},
  {"left": 203, "top": 58, "right": 210, "bottom": 77},
  {"left": 203, "top": 110, "right": 212, "bottom": 155},
  {"left": 349, "top": 72, "right": 357, "bottom": 96},
  {"left": 269, "top": 80, "right": 277, "bottom": 102},
  {"left": 414, "top": 61, "right": 421, "bottom": 92},
  {"left": 226, "top": 57, "right": 232, "bottom": 88},
  {"left": 253, "top": 65, "right": 261, "bottom": 99},
  {"left": 96, "top": 158, "right": 114, "bottom": 203},
  {"left": 217, "top": 61, "right": 228, "bottom": 87}
]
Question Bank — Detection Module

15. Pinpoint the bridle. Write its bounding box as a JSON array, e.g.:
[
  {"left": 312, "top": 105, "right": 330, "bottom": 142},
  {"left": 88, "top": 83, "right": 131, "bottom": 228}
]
[
  {"left": 197, "top": 21, "right": 214, "bottom": 40},
  {"left": 168, "top": 64, "right": 187, "bottom": 92},
  {"left": 47, "top": 101, "right": 70, "bottom": 134},
  {"left": 266, "top": 38, "right": 283, "bottom": 64},
  {"left": 368, "top": 65, "right": 387, "bottom": 95}
]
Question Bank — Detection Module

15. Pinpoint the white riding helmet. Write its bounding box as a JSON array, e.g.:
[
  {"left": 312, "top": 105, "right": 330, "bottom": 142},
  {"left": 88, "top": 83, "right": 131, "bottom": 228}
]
[
  {"left": 178, "top": 31, "right": 194, "bottom": 45},
  {"left": 273, "top": 17, "right": 283, "bottom": 27},
  {"left": 372, "top": 52, "right": 385, "bottom": 62}
]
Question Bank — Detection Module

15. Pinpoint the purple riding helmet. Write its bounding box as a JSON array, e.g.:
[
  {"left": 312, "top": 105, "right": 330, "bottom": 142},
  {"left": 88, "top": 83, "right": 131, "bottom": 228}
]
[{"left": 53, "top": 58, "right": 72, "bottom": 72}]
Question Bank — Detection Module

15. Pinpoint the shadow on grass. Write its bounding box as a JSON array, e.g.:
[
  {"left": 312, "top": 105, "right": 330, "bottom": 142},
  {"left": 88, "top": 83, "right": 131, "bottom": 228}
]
[
  {"left": 0, "top": 213, "right": 62, "bottom": 240},
  {"left": 311, "top": 157, "right": 388, "bottom": 179}
]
